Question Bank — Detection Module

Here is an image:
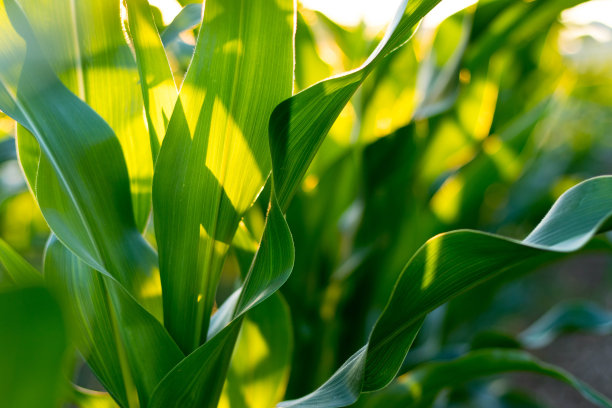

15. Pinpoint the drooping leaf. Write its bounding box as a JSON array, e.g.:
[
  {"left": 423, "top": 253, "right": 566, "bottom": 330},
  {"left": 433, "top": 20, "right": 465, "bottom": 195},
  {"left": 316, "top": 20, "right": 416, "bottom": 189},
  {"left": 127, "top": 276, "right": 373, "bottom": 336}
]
[
  {"left": 44, "top": 236, "right": 183, "bottom": 408},
  {"left": 355, "top": 349, "right": 612, "bottom": 408},
  {"left": 279, "top": 177, "right": 612, "bottom": 407},
  {"left": 270, "top": 0, "right": 444, "bottom": 209},
  {"left": 0, "top": 0, "right": 160, "bottom": 315},
  {"left": 15, "top": 0, "right": 154, "bottom": 231},
  {"left": 0, "top": 285, "right": 70, "bottom": 408},
  {"left": 152, "top": 0, "right": 295, "bottom": 352}
]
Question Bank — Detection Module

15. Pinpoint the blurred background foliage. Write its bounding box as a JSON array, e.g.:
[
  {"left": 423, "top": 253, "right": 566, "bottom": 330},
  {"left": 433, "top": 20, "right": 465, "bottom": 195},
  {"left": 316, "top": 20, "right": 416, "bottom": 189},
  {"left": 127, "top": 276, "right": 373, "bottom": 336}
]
[{"left": 2, "top": 0, "right": 612, "bottom": 406}]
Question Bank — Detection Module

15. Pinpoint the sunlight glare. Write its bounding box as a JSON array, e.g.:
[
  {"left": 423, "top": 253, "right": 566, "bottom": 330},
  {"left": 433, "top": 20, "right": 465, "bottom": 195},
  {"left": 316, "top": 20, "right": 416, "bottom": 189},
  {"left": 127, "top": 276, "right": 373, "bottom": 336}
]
[
  {"left": 300, "top": 0, "right": 477, "bottom": 31},
  {"left": 149, "top": 0, "right": 182, "bottom": 25}
]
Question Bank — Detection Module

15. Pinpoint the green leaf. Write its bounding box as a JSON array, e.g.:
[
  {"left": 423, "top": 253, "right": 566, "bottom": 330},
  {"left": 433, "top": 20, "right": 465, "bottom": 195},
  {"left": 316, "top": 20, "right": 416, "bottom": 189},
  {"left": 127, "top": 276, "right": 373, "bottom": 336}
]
[
  {"left": 0, "top": 237, "right": 41, "bottom": 286},
  {"left": 44, "top": 236, "right": 183, "bottom": 408},
  {"left": 160, "top": 3, "right": 202, "bottom": 46},
  {"left": 0, "top": 0, "right": 160, "bottom": 315},
  {"left": 152, "top": 0, "right": 295, "bottom": 352},
  {"left": 519, "top": 302, "right": 612, "bottom": 349},
  {"left": 15, "top": 0, "right": 154, "bottom": 231},
  {"left": 0, "top": 285, "right": 70, "bottom": 408},
  {"left": 219, "top": 294, "right": 293, "bottom": 408},
  {"left": 149, "top": 320, "right": 242, "bottom": 408},
  {"left": 149, "top": 194, "right": 294, "bottom": 407},
  {"left": 270, "top": 0, "right": 444, "bottom": 209},
  {"left": 124, "top": 0, "right": 178, "bottom": 160},
  {"left": 356, "top": 349, "right": 612, "bottom": 408},
  {"left": 279, "top": 176, "right": 612, "bottom": 407}
]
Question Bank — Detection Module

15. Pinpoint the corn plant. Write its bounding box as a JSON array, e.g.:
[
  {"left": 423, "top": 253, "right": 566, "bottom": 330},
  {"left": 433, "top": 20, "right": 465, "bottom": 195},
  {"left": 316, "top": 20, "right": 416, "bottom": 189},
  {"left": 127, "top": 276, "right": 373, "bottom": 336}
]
[{"left": 1, "top": 0, "right": 612, "bottom": 407}]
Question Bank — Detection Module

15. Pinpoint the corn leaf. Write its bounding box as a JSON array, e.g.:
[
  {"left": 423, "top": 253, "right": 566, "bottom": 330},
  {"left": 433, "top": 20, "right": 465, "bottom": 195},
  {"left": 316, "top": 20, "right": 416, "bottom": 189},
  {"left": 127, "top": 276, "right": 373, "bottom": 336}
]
[
  {"left": 270, "top": 0, "right": 443, "bottom": 209},
  {"left": 0, "top": 285, "right": 69, "bottom": 408},
  {"left": 124, "top": 0, "right": 177, "bottom": 160},
  {"left": 149, "top": 194, "right": 294, "bottom": 407},
  {"left": 356, "top": 349, "right": 612, "bottom": 408},
  {"left": 152, "top": 0, "right": 294, "bottom": 352},
  {"left": 15, "top": 0, "right": 154, "bottom": 231},
  {"left": 220, "top": 294, "right": 293, "bottom": 408},
  {"left": 279, "top": 176, "right": 612, "bottom": 407},
  {"left": 0, "top": 0, "right": 160, "bottom": 314},
  {"left": 44, "top": 236, "right": 183, "bottom": 408}
]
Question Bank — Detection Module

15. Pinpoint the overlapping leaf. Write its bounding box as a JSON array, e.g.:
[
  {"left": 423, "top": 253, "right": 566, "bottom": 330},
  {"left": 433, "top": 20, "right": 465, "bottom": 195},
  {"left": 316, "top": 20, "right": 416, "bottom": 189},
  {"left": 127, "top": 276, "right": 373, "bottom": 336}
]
[
  {"left": 153, "top": 0, "right": 295, "bottom": 352},
  {"left": 219, "top": 294, "right": 293, "bottom": 408},
  {"left": 160, "top": 3, "right": 202, "bottom": 46},
  {"left": 15, "top": 0, "right": 154, "bottom": 231},
  {"left": 45, "top": 236, "right": 183, "bottom": 408},
  {"left": 0, "top": 0, "right": 159, "bottom": 315},
  {"left": 270, "top": 0, "right": 444, "bottom": 209},
  {"left": 279, "top": 176, "right": 612, "bottom": 407},
  {"left": 149, "top": 194, "right": 294, "bottom": 407}
]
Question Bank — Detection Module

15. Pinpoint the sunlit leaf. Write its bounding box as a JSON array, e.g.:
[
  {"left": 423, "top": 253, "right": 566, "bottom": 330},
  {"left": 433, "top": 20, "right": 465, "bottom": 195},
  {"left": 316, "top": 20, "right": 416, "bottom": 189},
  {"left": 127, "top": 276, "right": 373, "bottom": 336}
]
[
  {"left": 270, "top": 0, "right": 444, "bottom": 209},
  {"left": 160, "top": 3, "right": 202, "bottom": 46},
  {"left": 153, "top": 0, "right": 295, "bottom": 352},
  {"left": 150, "top": 194, "right": 294, "bottom": 407},
  {"left": 15, "top": 0, "right": 154, "bottom": 231},
  {"left": 124, "top": 0, "right": 178, "bottom": 160},
  {"left": 0, "top": 0, "right": 160, "bottom": 315},
  {"left": 219, "top": 294, "right": 293, "bottom": 408}
]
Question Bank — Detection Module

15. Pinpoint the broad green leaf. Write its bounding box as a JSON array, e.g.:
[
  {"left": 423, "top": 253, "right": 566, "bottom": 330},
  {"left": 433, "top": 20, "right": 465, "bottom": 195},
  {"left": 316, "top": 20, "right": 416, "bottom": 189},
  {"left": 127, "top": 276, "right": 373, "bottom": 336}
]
[
  {"left": 355, "top": 349, "right": 612, "bottom": 408},
  {"left": 0, "top": 285, "right": 70, "bottom": 408},
  {"left": 0, "top": 0, "right": 160, "bottom": 315},
  {"left": 220, "top": 294, "right": 293, "bottom": 408},
  {"left": 150, "top": 194, "right": 294, "bottom": 407},
  {"left": 0, "top": 237, "right": 41, "bottom": 286},
  {"left": 124, "top": 0, "right": 178, "bottom": 160},
  {"left": 519, "top": 302, "right": 612, "bottom": 349},
  {"left": 270, "top": 0, "right": 444, "bottom": 209},
  {"left": 15, "top": 0, "right": 154, "bottom": 231},
  {"left": 279, "top": 176, "right": 612, "bottom": 407},
  {"left": 153, "top": 0, "right": 294, "bottom": 352},
  {"left": 45, "top": 236, "right": 183, "bottom": 408},
  {"left": 160, "top": 3, "right": 202, "bottom": 46}
]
